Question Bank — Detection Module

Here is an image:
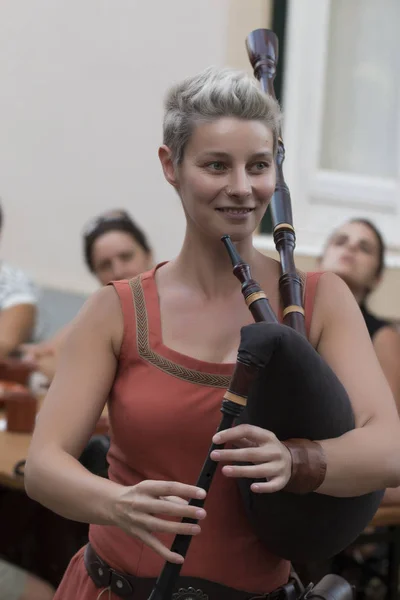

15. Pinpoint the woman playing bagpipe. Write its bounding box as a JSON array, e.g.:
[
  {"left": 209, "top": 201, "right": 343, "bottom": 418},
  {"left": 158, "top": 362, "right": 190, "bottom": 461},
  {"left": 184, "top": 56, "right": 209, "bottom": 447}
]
[{"left": 24, "top": 30, "right": 400, "bottom": 600}]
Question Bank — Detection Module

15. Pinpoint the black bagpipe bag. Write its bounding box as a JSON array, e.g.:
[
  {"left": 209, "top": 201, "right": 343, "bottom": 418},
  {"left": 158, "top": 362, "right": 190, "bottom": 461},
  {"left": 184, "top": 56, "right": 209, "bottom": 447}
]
[{"left": 235, "top": 322, "right": 384, "bottom": 562}]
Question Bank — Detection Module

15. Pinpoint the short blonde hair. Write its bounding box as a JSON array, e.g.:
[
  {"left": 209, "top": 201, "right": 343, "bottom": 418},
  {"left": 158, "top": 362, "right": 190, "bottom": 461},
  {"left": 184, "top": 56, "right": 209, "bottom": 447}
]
[{"left": 163, "top": 66, "right": 281, "bottom": 164}]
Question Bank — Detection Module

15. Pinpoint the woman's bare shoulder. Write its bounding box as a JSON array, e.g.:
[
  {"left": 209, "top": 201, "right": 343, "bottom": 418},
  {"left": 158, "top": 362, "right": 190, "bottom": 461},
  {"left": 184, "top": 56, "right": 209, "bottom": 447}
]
[
  {"left": 66, "top": 285, "right": 124, "bottom": 357},
  {"left": 307, "top": 271, "right": 363, "bottom": 348}
]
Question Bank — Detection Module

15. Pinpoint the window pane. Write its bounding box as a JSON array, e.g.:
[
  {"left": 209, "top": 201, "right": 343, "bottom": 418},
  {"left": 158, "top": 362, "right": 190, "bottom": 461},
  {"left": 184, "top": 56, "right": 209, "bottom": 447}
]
[{"left": 320, "top": 0, "right": 400, "bottom": 178}]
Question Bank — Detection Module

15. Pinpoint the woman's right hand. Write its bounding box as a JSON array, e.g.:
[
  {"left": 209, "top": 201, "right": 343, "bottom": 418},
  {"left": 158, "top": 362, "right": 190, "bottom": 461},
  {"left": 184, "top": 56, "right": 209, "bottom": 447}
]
[{"left": 112, "top": 480, "right": 207, "bottom": 563}]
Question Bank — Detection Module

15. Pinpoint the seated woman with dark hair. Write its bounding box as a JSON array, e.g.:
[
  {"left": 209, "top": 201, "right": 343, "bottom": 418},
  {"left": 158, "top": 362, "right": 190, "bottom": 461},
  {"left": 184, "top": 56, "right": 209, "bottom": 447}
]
[
  {"left": 23, "top": 209, "right": 153, "bottom": 380},
  {"left": 319, "top": 218, "right": 400, "bottom": 412},
  {"left": 82, "top": 209, "right": 153, "bottom": 286},
  {"left": 318, "top": 219, "right": 400, "bottom": 591}
]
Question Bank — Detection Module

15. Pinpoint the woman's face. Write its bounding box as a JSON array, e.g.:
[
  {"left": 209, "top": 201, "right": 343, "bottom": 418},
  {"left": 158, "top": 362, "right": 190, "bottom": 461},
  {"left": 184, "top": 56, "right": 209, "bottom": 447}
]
[
  {"left": 91, "top": 230, "right": 152, "bottom": 285},
  {"left": 320, "top": 222, "right": 381, "bottom": 294},
  {"left": 160, "top": 117, "right": 276, "bottom": 243}
]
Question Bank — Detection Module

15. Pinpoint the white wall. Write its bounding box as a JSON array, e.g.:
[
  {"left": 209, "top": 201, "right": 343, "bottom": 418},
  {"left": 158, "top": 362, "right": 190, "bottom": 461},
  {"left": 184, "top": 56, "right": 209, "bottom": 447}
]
[{"left": 0, "top": 0, "right": 235, "bottom": 293}]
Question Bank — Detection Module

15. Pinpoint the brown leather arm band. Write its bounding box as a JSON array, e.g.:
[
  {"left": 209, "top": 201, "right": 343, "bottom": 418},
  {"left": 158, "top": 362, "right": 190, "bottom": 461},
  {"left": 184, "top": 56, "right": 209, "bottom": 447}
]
[{"left": 281, "top": 438, "right": 327, "bottom": 494}]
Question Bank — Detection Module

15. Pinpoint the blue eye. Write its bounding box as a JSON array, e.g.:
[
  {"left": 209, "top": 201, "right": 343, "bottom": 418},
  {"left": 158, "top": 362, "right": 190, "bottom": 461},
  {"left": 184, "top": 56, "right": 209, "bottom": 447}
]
[
  {"left": 207, "top": 162, "right": 226, "bottom": 171},
  {"left": 250, "top": 162, "right": 270, "bottom": 172}
]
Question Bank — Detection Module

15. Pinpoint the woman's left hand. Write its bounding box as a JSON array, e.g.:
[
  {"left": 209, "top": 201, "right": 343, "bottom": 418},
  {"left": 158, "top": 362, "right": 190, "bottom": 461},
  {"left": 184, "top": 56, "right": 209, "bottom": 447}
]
[{"left": 211, "top": 424, "right": 292, "bottom": 493}]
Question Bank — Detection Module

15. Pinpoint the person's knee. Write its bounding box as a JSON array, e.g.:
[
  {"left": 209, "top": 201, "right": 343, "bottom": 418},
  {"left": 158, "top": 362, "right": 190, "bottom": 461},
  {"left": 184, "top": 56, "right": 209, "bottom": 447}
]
[{"left": 20, "top": 574, "right": 55, "bottom": 600}]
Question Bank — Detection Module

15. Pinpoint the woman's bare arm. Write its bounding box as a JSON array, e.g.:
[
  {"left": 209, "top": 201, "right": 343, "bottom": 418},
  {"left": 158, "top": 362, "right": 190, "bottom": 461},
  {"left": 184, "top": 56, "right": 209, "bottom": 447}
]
[
  {"left": 310, "top": 273, "right": 400, "bottom": 497},
  {"left": 373, "top": 325, "right": 400, "bottom": 414},
  {"left": 24, "top": 286, "right": 206, "bottom": 563},
  {"left": 24, "top": 286, "right": 125, "bottom": 525}
]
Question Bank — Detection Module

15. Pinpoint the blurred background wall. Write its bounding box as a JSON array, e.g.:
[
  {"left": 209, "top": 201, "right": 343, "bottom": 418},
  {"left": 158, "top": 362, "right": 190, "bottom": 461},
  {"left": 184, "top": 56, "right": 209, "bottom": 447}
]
[
  {"left": 0, "top": 0, "right": 272, "bottom": 294},
  {"left": 0, "top": 0, "right": 398, "bottom": 318}
]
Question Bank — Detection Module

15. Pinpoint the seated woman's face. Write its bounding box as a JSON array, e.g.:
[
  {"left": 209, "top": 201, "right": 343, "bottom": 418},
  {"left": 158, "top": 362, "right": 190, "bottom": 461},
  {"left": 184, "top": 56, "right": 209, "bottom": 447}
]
[
  {"left": 91, "top": 230, "right": 152, "bottom": 285},
  {"left": 319, "top": 222, "right": 380, "bottom": 292}
]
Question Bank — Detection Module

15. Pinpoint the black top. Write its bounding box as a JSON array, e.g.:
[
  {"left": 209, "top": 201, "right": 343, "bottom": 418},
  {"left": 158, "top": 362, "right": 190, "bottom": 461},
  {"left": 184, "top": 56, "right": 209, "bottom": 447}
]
[{"left": 360, "top": 304, "right": 391, "bottom": 339}]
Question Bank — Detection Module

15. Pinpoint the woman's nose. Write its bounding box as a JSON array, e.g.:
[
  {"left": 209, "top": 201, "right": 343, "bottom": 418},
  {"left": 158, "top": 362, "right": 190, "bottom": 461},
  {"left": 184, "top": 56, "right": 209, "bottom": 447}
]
[
  {"left": 346, "top": 240, "right": 358, "bottom": 253},
  {"left": 227, "top": 169, "right": 251, "bottom": 198}
]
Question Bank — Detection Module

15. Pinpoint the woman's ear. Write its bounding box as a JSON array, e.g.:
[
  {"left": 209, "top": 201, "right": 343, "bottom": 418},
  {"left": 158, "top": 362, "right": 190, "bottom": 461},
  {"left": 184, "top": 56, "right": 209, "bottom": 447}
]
[{"left": 158, "top": 145, "right": 178, "bottom": 188}]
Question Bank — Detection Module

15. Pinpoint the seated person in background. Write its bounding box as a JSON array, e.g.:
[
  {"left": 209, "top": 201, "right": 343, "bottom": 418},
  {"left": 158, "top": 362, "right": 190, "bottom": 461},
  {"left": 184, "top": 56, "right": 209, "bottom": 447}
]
[
  {"left": 0, "top": 202, "right": 37, "bottom": 358},
  {"left": 22, "top": 209, "right": 153, "bottom": 381},
  {"left": 0, "top": 557, "right": 54, "bottom": 600},
  {"left": 82, "top": 209, "right": 153, "bottom": 286},
  {"left": 319, "top": 218, "right": 400, "bottom": 412}
]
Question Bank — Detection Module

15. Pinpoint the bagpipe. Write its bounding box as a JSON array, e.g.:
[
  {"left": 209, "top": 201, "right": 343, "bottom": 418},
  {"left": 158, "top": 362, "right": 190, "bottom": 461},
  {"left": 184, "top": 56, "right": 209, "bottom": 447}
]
[{"left": 148, "top": 29, "right": 382, "bottom": 600}]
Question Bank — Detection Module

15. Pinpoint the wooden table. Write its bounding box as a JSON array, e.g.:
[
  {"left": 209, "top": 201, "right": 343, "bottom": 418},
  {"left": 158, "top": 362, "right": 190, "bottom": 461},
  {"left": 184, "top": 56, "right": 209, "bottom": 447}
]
[
  {"left": 0, "top": 398, "right": 109, "bottom": 490},
  {"left": 0, "top": 420, "right": 31, "bottom": 489},
  {"left": 0, "top": 398, "right": 38, "bottom": 489},
  {"left": 0, "top": 401, "right": 109, "bottom": 588}
]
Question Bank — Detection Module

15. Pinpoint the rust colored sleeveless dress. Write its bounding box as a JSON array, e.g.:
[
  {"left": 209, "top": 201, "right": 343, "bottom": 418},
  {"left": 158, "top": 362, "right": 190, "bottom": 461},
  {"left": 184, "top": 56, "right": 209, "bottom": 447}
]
[{"left": 54, "top": 266, "right": 322, "bottom": 599}]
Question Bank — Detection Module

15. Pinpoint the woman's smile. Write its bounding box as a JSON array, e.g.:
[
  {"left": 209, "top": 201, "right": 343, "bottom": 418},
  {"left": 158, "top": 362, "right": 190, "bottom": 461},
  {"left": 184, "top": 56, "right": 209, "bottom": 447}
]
[{"left": 215, "top": 207, "right": 256, "bottom": 221}]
